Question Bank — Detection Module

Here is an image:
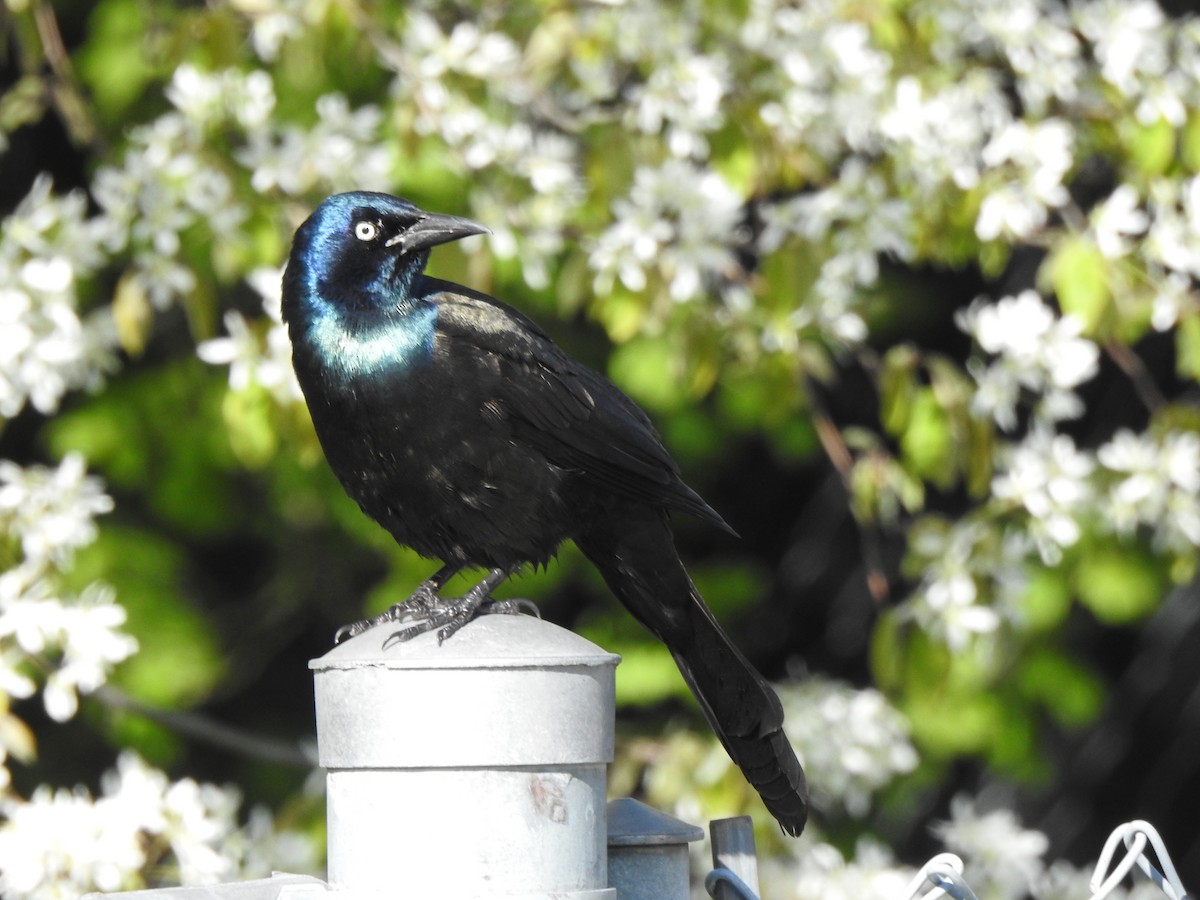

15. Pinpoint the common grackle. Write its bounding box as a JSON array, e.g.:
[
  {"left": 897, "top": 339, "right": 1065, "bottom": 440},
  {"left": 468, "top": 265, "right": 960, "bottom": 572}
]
[{"left": 281, "top": 191, "right": 808, "bottom": 836}]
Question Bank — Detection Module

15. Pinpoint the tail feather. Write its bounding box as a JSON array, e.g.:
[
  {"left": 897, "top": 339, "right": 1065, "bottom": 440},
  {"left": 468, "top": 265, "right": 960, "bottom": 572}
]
[
  {"left": 667, "top": 603, "right": 808, "bottom": 837},
  {"left": 577, "top": 515, "right": 809, "bottom": 837}
]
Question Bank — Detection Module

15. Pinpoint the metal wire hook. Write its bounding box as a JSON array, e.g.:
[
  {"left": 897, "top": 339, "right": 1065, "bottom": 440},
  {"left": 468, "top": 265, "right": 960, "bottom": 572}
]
[
  {"left": 1123, "top": 820, "right": 1188, "bottom": 900},
  {"left": 705, "top": 865, "right": 760, "bottom": 900},
  {"left": 1090, "top": 820, "right": 1189, "bottom": 900},
  {"left": 900, "top": 853, "right": 979, "bottom": 900},
  {"left": 1091, "top": 824, "right": 1148, "bottom": 900}
]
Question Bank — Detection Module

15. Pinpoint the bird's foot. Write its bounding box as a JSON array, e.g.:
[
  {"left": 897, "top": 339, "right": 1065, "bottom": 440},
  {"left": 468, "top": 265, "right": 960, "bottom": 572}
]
[
  {"left": 333, "top": 578, "right": 443, "bottom": 644},
  {"left": 485, "top": 597, "right": 541, "bottom": 619},
  {"left": 381, "top": 567, "right": 527, "bottom": 647}
]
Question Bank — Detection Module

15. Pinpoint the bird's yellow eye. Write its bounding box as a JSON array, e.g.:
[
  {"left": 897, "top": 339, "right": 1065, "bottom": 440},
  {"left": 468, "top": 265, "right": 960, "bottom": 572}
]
[{"left": 354, "top": 220, "right": 380, "bottom": 242}]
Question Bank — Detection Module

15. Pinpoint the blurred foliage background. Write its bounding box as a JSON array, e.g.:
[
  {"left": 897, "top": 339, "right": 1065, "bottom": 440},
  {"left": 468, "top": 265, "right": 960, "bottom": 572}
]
[{"left": 4, "top": 0, "right": 1200, "bottom": 897}]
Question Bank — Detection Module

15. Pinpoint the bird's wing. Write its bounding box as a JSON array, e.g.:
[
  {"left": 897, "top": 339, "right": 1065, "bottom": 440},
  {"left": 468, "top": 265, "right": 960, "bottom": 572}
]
[{"left": 428, "top": 282, "right": 731, "bottom": 530}]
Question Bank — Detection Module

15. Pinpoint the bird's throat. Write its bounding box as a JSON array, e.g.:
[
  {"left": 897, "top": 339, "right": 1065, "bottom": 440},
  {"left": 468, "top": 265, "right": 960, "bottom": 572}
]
[{"left": 302, "top": 302, "right": 436, "bottom": 384}]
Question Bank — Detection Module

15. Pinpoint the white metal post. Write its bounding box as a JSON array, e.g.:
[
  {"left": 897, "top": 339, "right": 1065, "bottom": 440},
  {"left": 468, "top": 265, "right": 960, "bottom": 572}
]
[{"left": 311, "top": 613, "right": 619, "bottom": 900}]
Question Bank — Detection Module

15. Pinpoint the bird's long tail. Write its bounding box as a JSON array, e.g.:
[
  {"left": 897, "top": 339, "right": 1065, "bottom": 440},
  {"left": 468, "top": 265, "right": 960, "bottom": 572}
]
[{"left": 577, "top": 513, "right": 808, "bottom": 837}]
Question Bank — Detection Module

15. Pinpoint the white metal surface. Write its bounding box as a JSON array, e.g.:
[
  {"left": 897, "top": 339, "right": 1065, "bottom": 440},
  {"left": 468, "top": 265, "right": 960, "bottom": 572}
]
[
  {"left": 81, "top": 874, "right": 331, "bottom": 900},
  {"left": 312, "top": 613, "right": 619, "bottom": 899}
]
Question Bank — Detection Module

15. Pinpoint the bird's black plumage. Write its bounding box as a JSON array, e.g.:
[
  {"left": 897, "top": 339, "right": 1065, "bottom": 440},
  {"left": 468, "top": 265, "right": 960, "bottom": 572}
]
[{"left": 282, "top": 191, "right": 808, "bottom": 836}]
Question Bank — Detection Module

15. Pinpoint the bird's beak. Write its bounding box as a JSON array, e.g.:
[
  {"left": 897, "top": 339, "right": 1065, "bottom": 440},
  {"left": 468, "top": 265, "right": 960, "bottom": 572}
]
[{"left": 385, "top": 212, "right": 490, "bottom": 254}]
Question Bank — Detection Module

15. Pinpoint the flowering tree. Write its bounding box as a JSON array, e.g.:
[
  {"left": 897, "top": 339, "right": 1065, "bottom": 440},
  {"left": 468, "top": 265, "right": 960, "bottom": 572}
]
[{"left": 2, "top": 0, "right": 1200, "bottom": 897}]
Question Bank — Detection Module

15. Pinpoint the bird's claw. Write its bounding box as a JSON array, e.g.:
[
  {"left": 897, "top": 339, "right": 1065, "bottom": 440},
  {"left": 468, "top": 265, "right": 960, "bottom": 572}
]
[
  {"left": 381, "top": 599, "right": 473, "bottom": 649},
  {"left": 331, "top": 582, "right": 441, "bottom": 644},
  {"left": 490, "top": 598, "right": 541, "bottom": 619},
  {"left": 381, "top": 595, "right": 541, "bottom": 649},
  {"left": 333, "top": 566, "right": 533, "bottom": 647}
]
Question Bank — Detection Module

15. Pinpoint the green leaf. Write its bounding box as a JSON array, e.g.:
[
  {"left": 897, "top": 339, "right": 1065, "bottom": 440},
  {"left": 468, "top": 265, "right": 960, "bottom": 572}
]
[
  {"left": 608, "top": 338, "right": 685, "bottom": 412},
  {"left": 76, "top": 0, "right": 160, "bottom": 119},
  {"left": 1045, "top": 236, "right": 1111, "bottom": 335},
  {"left": 899, "top": 387, "right": 954, "bottom": 489},
  {"left": 661, "top": 407, "right": 722, "bottom": 464},
  {"left": 982, "top": 700, "right": 1037, "bottom": 772},
  {"left": 1017, "top": 566, "right": 1072, "bottom": 633},
  {"left": 880, "top": 344, "right": 919, "bottom": 437},
  {"left": 222, "top": 384, "right": 279, "bottom": 469},
  {"left": 71, "top": 527, "right": 224, "bottom": 709},
  {"left": 1182, "top": 112, "right": 1200, "bottom": 174},
  {"left": 964, "top": 416, "right": 995, "bottom": 499},
  {"left": 1073, "top": 543, "right": 1167, "bottom": 624},
  {"left": 1017, "top": 650, "right": 1103, "bottom": 726},
  {"left": 596, "top": 292, "right": 648, "bottom": 344},
  {"left": 0, "top": 75, "right": 48, "bottom": 133},
  {"left": 1176, "top": 313, "right": 1200, "bottom": 381},
  {"left": 850, "top": 453, "right": 924, "bottom": 524},
  {"left": 689, "top": 563, "right": 767, "bottom": 620},
  {"left": 48, "top": 361, "right": 240, "bottom": 534},
  {"left": 1125, "top": 116, "right": 1177, "bottom": 177},
  {"left": 872, "top": 617, "right": 954, "bottom": 697},
  {"left": 870, "top": 609, "right": 905, "bottom": 691},
  {"left": 906, "top": 690, "right": 1001, "bottom": 757},
  {"left": 112, "top": 271, "right": 154, "bottom": 357},
  {"left": 849, "top": 456, "right": 882, "bottom": 524},
  {"left": 612, "top": 644, "right": 687, "bottom": 707},
  {"left": 712, "top": 144, "right": 757, "bottom": 195}
]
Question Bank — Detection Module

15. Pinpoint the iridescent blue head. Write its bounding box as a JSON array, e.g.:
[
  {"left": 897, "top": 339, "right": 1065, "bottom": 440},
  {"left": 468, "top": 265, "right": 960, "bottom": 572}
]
[{"left": 283, "top": 191, "right": 489, "bottom": 320}]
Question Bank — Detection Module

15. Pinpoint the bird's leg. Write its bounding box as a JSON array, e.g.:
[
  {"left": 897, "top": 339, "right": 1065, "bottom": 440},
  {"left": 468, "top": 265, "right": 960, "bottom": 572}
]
[
  {"left": 333, "top": 564, "right": 461, "bottom": 643},
  {"left": 383, "top": 565, "right": 531, "bottom": 647}
]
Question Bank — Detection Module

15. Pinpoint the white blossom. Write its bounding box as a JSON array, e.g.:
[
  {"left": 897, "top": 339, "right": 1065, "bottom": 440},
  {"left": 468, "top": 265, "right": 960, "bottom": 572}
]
[
  {"left": 627, "top": 53, "right": 728, "bottom": 157},
  {"left": 0, "top": 752, "right": 318, "bottom": 898},
  {"left": 1099, "top": 429, "right": 1200, "bottom": 552},
  {"left": 0, "top": 454, "right": 113, "bottom": 569},
  {"left": 1145, "top": 177, "right": 1200, "bottom": 279},
  {"left": 1, "top": 173, "right": 118, "bottom": 270},
  {"left": 160, "top": 778, "right": 244, "bottom": 883},
  {"left": 236, "top": 0, "right": 313, "bottom": 61},
  {"left": 1149, "top": 272, "right": 1196, "bottom": 332},
  {"left": 44, "top": 584, "right": 137, "bottom": 721},
  {"left": 1074, "top": 0, "right": 1169, "bottom": 101},
  {"left": 976, "top": 119, "right": 1074, "bottom": 242},
  {"left": 779, "top": 678, "right": 918, "bottom": 816},
  {"left": 880, "top": 71, "right": 1012, "bottom": 194},
  {"left": 933, "top": 795, "right": 1049, "bottom": 900},
  {"left": 1092, "top": 185, "right": 1150, "bottom": 259},
  {"left": 237, "top": 94, "right": 390, "bottom": 197},
  {"left": 975, "top": 0, "right": 1083, "bottom": 114},
  {"left": 1073, "top": 4, "right": 1200, "bottom": 129},
  {"left": 904, "top": 517, "right": 1028, "bottom": 649},
  {"left": 761, "top": 159, "right": 912, "bottom": 348},
  {"left": 0, "top": 456, "right": 132, "bottom": 725},
  {"left": 197, "top": 312, "right": 259, "bottom": 392},
  {"left": 0, "top": 784, "right": 145, "bottom": 898},
  {"left": 0, "top": 178, "right": 121, "bottom": 417},
  {"left": 760, "top": 837, "right": 914, "bottom": 900},
  {"left": 958, "top": 290, "right": 1099, "bottom": 430},
  {"left": 0, "top": 573, "right": 136, "bottom": 722},
  {"left": 166, "top": 64, "right": 276, "bottom": 132},
  {"left": 745, "top": 4, "right": 892, "bottom": 158},
  {"left": 588, "top": 160, "right": 743, "bottom": 302},
  {"left": 993, "top": 430, "right": 1095, "bottom": 564},
  {"left": 92, "top": 113, "right": 246, "bottom": 309},
  {"left": 198, "top": 267, "right": 303, "bottom": 405},
  {"left": 402, "top": 12, "right": 522, "bottom": 84}
]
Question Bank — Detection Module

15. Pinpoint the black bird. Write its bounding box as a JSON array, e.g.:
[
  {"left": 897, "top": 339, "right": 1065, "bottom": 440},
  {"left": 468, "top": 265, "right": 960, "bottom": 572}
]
[{"left": 281, "top": 191, "right": 808, "bottom": 836}]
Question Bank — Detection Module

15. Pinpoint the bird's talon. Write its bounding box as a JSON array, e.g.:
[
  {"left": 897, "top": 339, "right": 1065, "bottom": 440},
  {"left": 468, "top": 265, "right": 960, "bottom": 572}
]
[
  {"left": 381, "top": 626, "right": 420, "bottom": 650},
  {"left": 513, "top": 598, "right": 541, "bottom": 619}
]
